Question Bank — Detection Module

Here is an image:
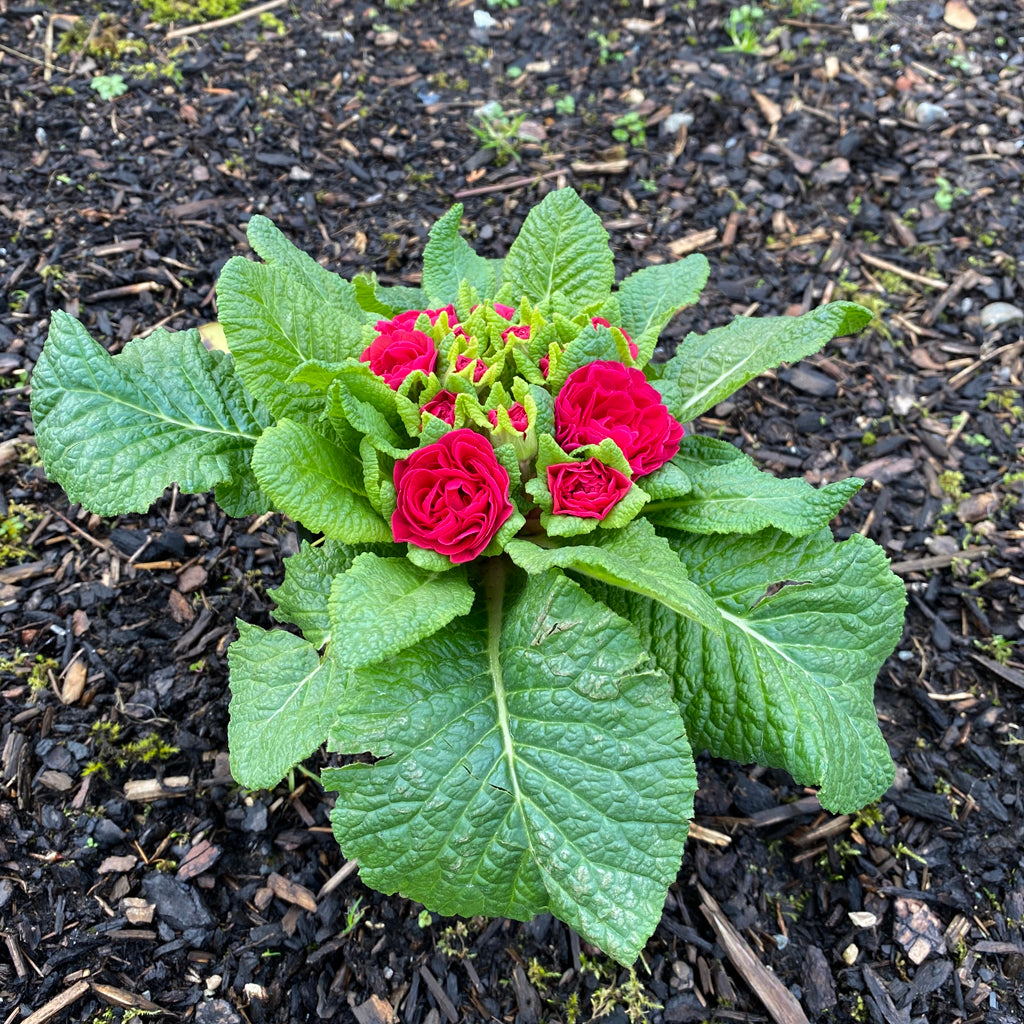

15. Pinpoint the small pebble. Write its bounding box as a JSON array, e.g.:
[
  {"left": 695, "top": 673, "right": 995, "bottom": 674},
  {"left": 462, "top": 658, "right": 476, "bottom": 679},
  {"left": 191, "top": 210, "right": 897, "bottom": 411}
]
[
  {"left": 979, "top": 302, "right": 1024, "bottom": 329},
  {"left": 474, "top": 100, "right": 503, "bottom": 120},
  {"left": 916, "top": 102, "right": 950, "bottom": 126},
  {"left": 473, "top": 9, "right": 496, "bottom": 28},
  {"left": 661, "top": 111, "right": 693, "bottom": 135}
]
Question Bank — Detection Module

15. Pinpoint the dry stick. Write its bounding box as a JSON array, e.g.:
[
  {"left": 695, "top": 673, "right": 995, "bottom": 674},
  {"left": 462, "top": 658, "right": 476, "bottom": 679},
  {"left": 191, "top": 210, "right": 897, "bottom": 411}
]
[
  {"left": 698, "top": 884, "right": 810, "bottom": 1024},
  {"left": 165, "top": 0, "right": 288, "bottom": 39},
  {"left": 21, "top": 981, "right": 91, "bottom": 1024},
  {"left": 858, "top": 251, "right": 948, "bottom": 290},
  {"left": 453, "top": 168, "right": 567, "bottom": 199},
  {"left": 0, "top": 41, "right": 71, "bottom": 73},
  {"left": 888, "top": 544, "right": 989, "bottom": 575}
]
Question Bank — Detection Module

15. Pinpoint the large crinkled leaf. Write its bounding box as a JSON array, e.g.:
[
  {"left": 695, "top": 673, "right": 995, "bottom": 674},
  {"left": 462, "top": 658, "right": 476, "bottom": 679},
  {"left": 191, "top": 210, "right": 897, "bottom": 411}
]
[
  {"left": 271, "top": 539, "right": 399, "bottom": 647},
  {"left": 502, "top": 189, "right": 615, "bottom": 309},
  {"left": 505, "top": 520, "right": 721, "bottom": 634},
  {"left": 322, "top": 569, "right": 695, "bottom": 965},
  {"left": 616, "top": 255, "right": 710, "bottom": 363},
  {"left": 422, "top": 203, "right": 496, "bottom": 303},
  {"left": 327, "top": 554, "right": 476, "bottom": 669},
  {"left": 246, "top": 214, "right": 353, "bottom": 305},
  {"left": 657, "top": 302, "right": 872, "bottom": 423},
  {"left": 227, "top": 622, "right": 343, "bottom": 790},
  {"left": 596, "top": 528, "right": 904, "bottom": 813},
  {"left": 645, "top": 436, "right": 863, "bottom": 536},
  {"left": 217, "top": 257, "right": 368, "bottom": 422},
  {"left": 251, "top": 419, "right": 392, "bottom": 542},
  {"left": 30, "top": 313, "right": 268, "bottom": 515}
]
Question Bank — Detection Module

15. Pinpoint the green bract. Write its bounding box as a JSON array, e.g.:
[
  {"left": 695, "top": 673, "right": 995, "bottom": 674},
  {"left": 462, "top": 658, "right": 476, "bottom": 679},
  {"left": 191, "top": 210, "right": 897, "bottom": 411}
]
[{"left": 29, "top": 188, "right": 905, "bottom": 965}]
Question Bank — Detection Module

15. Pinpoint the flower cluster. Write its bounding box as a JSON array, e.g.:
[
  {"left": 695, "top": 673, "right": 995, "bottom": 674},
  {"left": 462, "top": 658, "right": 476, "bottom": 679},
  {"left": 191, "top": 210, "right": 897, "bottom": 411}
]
[{"left": 360, "top": 302, "right": 684, "bottom": 563}]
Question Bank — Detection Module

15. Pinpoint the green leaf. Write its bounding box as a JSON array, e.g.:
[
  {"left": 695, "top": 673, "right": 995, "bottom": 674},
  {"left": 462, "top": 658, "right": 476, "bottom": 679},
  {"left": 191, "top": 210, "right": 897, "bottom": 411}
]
[
  {"left": 658, "top": 302, "right": 872, "bottom": 423},
  {"left": 616, "top": 255, "right": 710, "bottom": 364},
  {"left": 30, "top": 313, "right": 268, "bottom": 515},
  {"left": 271, "top": 539, "right": 397, "bottom": 646},
  {"left": 597, "top": 528, "right": 905, "bottom": 813},
  {"left": 505, "top": 520, "right": 721, "bottom": 634},
  {"left": 251, "top": 419, "right": 392, "bottom": 542},
  {"left": 322, "top": 568, "right": 695, "bottom": 964},
  {"left": 246, "top": 215, "right": 353, "bottom": 305},
  {"left": 353, "top": 274, "right": 429, "bottom": 317},
  {"left": 422, "top": 203, "right": 496, "bottom": 303},
  {"left": 327, "top": 554, "right": 475, "bottom": 669},
  {"left": 217, "top": 257, "right": 368, "bottom": 422},
  {"left": 646, "top": 436, "right": 862, "bottom": 536},
  {"left": 546, "top": 324, "right": 626, "bottom": 394},
  {"left": 215, "top": 473, "right": 271, "bottom": 518},
  {"left": 227, "top": 622, "right": 343, "bottom": 790},
  {"left": 502, "top": 188, "right": 615, "bottom": 309}
]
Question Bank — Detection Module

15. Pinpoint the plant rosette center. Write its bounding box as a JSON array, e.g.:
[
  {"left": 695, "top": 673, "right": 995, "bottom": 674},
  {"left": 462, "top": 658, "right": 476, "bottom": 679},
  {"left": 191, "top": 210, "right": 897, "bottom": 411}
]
[{"left": 29, "top": 187, "right": 906, "bottom": 966}]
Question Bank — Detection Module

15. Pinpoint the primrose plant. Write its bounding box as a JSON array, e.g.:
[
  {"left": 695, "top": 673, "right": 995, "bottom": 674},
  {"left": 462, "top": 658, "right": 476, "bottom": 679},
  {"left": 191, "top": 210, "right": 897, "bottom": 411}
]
[{"left": 30, "top": 188, "right": 905, "bottom": 964}]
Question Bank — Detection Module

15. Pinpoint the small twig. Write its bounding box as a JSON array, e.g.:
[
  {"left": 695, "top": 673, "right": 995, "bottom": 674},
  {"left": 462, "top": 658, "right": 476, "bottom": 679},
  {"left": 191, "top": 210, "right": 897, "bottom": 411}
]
[
  {"left": 688, "top": 822, "right": 732, "bottom": 847},
  {"left": 452, "top": 168, "right": 566, "bottom": 199},
  {"left": 858, "top": 251, "right": 947, "bottom": 290},
  {"left": 947, "top": 339, "right": 1024, "bottom": 391},
  {"left": 888, "top": 544, "right": 990, "bottom": 576},
  {"left": 84, "top": 281, "right": 163, "bottom": 303},
  {"left": 317, "top": 858, "right": 359, "bottom": 901},
  {"left": 21, "top": 981, "right": 91, "bottom": 1024},
  {"left": 698, "top": 884, "right": 810, "bottom": 1024},
  {"left": 0, "top": 41, "right": 71, "bottom": 73},
  {"left": 165, "top": 0, "right": 288, "bottom": 40}
]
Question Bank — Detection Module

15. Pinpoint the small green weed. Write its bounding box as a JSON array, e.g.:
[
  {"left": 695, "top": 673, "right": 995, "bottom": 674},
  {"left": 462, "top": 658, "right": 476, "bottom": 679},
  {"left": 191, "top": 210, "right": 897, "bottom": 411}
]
[
  {"left": 472, "top": 104, "right": 525, "bottom": 166},
  {"left": 588, "top": 30, "right": 624, "bottom": 64},
  {"left": 934, "top": 176, "right": 969, "bottom": 211},
  {"left": 720, "top": 5, "right": 766, "bottom": 54},
  {"left": 89, "top": 720, "right": 180, "bottom": 772},
  {"left": 90, "top": 74, "right": 128, "bottom": 100},
  {"left": 554, "top": 94, "right": 575, "bottom": 116},
  {"left": 0, "top": 502, "right": 40, "bottom": 567},
  {"left": 139, "top": 0, "right": 244, "bottom": 25},
  {"left": 937, "top": 470, "right": 966, "bottom": 500},
  {"left": 975, "top": 635, "right": 1017, "bottom": 665},
  {"left": 612, "top": 111, "right": 646, "bottom": 147}
]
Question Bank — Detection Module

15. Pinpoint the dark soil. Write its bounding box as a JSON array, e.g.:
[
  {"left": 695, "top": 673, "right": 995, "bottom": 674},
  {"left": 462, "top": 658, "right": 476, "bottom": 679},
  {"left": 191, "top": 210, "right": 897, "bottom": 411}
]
[{"left": 2, "top": 1, "right": 1024, "bottom": 1022}]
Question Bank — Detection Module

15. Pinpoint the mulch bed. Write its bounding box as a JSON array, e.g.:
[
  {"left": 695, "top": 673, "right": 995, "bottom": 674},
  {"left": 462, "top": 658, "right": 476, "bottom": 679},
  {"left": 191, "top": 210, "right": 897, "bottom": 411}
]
[{"left": 2, "top": 1, "right": 1023, "bottom": 1022}]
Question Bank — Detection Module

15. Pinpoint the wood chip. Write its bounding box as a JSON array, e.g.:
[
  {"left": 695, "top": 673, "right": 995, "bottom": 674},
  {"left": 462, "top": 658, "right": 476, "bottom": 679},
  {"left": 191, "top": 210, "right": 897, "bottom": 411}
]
[
  {"left": 177, "top": 838, "right": 221, "bottom": 880},
  {"left": 123, "top": 776, "right": 191, "bottom": 802},
  {"left": 943, "top": 0, "right": 977, "bottom": 30},
  {"left": 90, "top": 984, "right": 161, "bottom": 1012},
  {"left": 894, "top": 897, "right": 944, "bottom": 964},
  {"left": 667, "top": 227, "right": 717, "bottom": 256},
  {"left": 168, "top": 588, "right": 195, "bottom": 625},
  {"left": 177, "top": 564, "right": 209, "bottom": 593},
  {"left": 970, "top": 654, "right": 1024, "bottom": 691},
  {"left": 122, "top": 897, "right": 155, "bottom": 925},
  {"left": 37, "top": 770, "right": 73, "bottom": 792},
  {"left": 267, "top": 871, "right": 317, "bottom": 912},
  {"left": 752, "top": 89, "right": 782, "bottom": 125},
  {"left": 60, "top": 658, "right": 88, "bottom": 705},
  {"left": 98, "top": 854, "right": 138, "bottom": 874},
  {"left": 698, "top": 884, "right": 810, "bottom": 1024},
  {"left": 352, "top": 994, "right": 398, "bottom": 1024}
]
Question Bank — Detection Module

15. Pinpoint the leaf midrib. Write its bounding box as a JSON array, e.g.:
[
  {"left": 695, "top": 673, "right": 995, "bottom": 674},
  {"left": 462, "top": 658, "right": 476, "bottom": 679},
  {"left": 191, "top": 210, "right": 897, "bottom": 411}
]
[{"left": 53, "top": 385, "right": 260, "bottom": 443}]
